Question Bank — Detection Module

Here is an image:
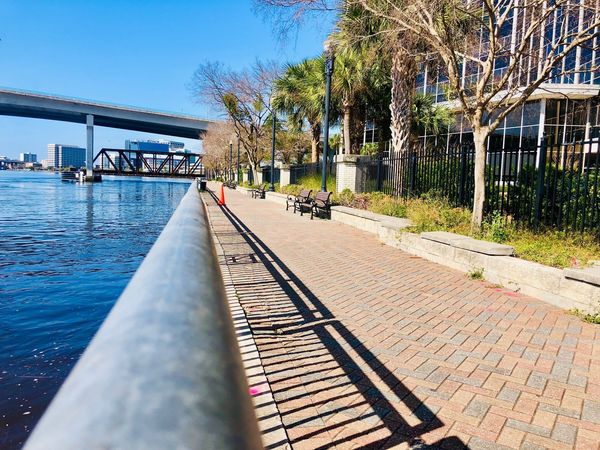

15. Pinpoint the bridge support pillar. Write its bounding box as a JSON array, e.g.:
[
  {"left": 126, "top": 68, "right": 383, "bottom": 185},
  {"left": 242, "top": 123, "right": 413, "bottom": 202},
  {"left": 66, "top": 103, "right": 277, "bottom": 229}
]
[{"left": 86, "top": 114, "right": 95, "bottom": 181}]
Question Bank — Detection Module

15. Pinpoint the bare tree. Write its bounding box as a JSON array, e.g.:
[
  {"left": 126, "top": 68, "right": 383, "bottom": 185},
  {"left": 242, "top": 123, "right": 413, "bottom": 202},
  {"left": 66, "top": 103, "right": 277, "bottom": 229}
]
[
  {"left": 202, "top": 121, "right": 237, "bottom": 179},
  {"left": 253, "top": 0, "right": 338, "bottom": 38},
  {"left": 277, "top": 122, "right": 312, "bottom": 163},
  {"left": 192, "top": 61, "right": 280, "bottom": 182},
  {"left": 354, "top": 0, "right": 600, "bottom": 228}
]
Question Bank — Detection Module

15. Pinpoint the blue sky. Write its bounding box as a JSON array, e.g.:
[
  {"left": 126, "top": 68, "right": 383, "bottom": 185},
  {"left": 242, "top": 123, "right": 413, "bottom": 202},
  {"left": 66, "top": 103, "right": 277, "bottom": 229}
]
[{"left": 0, "top": 0, "right": 333, "bottom": 159}]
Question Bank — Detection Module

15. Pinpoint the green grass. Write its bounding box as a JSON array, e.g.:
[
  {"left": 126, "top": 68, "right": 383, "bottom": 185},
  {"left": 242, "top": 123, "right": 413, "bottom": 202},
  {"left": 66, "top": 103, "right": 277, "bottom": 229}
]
[
  {"left": 505, "top": 230, "right": 600, "bottom": 269},
  {"left": 399, "top": 194, "right": 600, "bottom": 269},
  {"left": 467, "top": 267, "right": 485, "bottom": 280},
  {"left": 570, "top": 309, "right": 600, "bottom": 324}
]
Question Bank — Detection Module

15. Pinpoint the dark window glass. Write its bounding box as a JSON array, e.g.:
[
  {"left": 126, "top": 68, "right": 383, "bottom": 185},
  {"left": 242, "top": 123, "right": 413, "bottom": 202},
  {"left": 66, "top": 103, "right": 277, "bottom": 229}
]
[
  {"left": 448, "top": 113, "right": 461, "bottom": 133},
  {"left": 461, "top": 132, "right": 474, "bottom": 144},
  {"left": 449, "top": 133, "right": 461, "bottom": 147},
  {"left": 545, "top": 99, "right": 559, "bottom": 125},
  {"left": 521, "top": 125, "right": 539, "bottom": 148},
  {"left": 505, "top": 106, "right": 522, "bottom": 128},
  {"left": 545, "top": 125, "right": 563, "bottom": 145},
  {"left": 522, "top": 101, "right": 540, "bottom": 126},
  {"left": 489, "top": 129, "right": 504, "bottom": 152}
]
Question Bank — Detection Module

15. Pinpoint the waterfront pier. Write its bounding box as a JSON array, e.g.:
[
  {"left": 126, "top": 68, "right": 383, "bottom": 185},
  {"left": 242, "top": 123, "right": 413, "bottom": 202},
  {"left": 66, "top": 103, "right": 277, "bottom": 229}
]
[{"left": 23, "top": 182, "right": 600, "bottom": 449}]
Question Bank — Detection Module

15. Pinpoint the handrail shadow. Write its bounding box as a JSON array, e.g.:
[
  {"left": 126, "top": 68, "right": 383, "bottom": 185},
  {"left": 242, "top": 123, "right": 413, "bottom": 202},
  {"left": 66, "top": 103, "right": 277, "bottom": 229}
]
[{"left": 207, "top": 189, "right": 469, "bottom": 450}]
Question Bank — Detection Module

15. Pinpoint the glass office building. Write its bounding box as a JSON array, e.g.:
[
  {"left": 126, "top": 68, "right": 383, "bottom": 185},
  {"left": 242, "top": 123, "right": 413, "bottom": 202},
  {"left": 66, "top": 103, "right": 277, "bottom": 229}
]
[
  {"left": 416, "top": 1, "right": 600, "bottom": 150},
  {"left": 47, "top": 144, "right": 86, "bottom": 169}
]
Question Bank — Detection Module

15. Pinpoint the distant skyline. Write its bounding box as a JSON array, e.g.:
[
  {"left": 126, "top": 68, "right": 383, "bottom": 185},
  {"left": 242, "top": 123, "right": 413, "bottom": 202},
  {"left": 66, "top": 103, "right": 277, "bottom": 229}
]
[{"left": 0, "top": 0, "right": 333, "bottom": 159}]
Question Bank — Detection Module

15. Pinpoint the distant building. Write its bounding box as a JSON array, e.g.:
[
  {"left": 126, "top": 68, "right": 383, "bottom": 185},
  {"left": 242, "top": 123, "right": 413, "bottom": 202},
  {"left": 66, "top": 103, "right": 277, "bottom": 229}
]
[
  {"left": 19, "top": 152, "right": 37, "bottom": 163},
  {"left": 0, "top": 156, "right": 24, "bottom": 170},
  {"left": 122, "top": 139, "right": 197, "bottom": 168},
  {"left": 47, "top": 144, "right": 86, "bottom": 169},
  {"left": 125, "top": 139, "right": 186, "bottom": 153}
]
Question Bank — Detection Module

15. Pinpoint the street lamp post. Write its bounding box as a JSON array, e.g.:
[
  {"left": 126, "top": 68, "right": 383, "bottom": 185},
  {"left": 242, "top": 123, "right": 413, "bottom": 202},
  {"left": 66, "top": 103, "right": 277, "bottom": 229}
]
[
  {"left": 321, "top": 39, "right": 335, "bottom": 192},
  {"left": 229, "top": 140, "right": 233, "bottom": 182},
  {"left": 269, "top": 110, "right": 276, "bottom": 192},
  {"left": 237, "top": 139, "right": 241, "bottom": 183}
]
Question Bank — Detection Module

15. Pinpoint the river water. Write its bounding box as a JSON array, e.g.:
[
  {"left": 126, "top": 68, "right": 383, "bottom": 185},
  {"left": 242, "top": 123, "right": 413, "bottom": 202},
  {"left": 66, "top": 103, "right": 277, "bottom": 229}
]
[{"left": 0, "top": 171, "right": 189, "bottom": 448}]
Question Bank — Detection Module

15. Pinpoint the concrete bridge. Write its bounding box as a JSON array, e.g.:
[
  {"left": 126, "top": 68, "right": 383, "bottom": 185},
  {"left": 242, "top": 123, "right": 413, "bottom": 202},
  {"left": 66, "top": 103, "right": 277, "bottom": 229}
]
[{"left": 0, "top": 87, "right": 212, "bottom": 179}]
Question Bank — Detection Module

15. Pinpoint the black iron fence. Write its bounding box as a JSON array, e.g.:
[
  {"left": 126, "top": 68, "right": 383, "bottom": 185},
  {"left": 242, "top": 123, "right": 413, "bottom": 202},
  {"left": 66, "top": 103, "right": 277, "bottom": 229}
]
[
  {"left": 290, "top": 161, "right": 336, "bottom": 185},
  {"left": 262, "top": 166, "right": 280, "bottom": 185},
  {"left": 357, "top": 137, "right": 600, "bottom": 233}
]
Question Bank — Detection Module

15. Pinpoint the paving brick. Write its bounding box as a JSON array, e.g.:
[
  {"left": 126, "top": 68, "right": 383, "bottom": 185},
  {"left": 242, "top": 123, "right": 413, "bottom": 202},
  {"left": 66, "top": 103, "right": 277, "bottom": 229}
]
[
  {"left": 497, "top": 386, "right": 520, "bottom": 404},
  {"left": 505, "top": 419, "right": 552, "bottom": 438},
  {"left": 582, "top": 399, "right": 600, "bottom": 424},
  {"left": 464, "top": 399, "right": 491, "bottom": 419},
  {"left": 550, "top": 422, "right": 577, "bottom": 445}
]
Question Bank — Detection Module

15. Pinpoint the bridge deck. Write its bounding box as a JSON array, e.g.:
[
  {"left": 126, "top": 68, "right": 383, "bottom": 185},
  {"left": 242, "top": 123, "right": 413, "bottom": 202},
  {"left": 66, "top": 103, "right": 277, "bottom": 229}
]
[{"left": 204, "top": 184, "right": 600, "bottom": 450}]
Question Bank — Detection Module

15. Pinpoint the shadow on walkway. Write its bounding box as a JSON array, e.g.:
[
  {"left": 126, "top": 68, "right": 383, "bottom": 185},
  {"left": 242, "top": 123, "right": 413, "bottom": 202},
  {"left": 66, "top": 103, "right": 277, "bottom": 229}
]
[{"left": 207, "top": 190, "right": 469, "bottom": 450}]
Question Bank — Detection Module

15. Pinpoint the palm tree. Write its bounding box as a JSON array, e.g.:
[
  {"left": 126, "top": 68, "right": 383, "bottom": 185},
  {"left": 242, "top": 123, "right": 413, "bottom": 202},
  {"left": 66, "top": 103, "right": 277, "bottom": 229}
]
[
  {"left": 273, "top": 58, "right": 325, "bottom": 163},
  {"left": 332, "top": 44, "right": 380, "bottom": 154},
  {"left": 411, "top": 93, "right": 454, "bottom": 138},
  {"left": 338, "top": 3, "right": 420, "bottom": 155}
]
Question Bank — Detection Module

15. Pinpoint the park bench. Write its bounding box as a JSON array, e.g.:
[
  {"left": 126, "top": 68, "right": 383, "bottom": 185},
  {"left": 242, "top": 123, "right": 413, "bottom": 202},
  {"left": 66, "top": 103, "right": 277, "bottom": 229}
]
[
  {"left": 224, "top": 180, "right": 237, "bottom": 189},
  {"left": 286, "top": 189, "right": 313, "bottom": 216},
  {"left": 311, "top": 191, "right": 333, "bottom": 220},
  {"left": 251, "top": 184, "right": 267, "bottom": 199}
]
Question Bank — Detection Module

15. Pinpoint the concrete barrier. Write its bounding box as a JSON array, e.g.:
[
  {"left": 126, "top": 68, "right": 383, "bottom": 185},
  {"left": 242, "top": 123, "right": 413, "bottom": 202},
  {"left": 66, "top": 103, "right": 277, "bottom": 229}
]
[{"left": 25, "top": 183, "right": 262, "bottom": 450}]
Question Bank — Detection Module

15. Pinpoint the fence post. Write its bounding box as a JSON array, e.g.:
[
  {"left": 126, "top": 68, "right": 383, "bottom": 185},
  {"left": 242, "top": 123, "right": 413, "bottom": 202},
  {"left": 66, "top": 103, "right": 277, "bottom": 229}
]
[
  {"left": 534, "top": 137, "right": 548, "bottom": 227},
  {"left": 459, "top": 144, "right": 468, "bottom": 205},
  {"left": 376, "top": 153, "right": 383, "bottom": 191},
  {"left": 409, "top": 150, "right": 418, "bottom": 195}
]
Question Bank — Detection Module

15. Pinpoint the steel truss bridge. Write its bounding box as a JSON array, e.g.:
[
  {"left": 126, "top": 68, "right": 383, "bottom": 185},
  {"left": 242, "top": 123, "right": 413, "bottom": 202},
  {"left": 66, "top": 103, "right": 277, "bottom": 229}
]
[{"left": 94, "top": 148, "right": 204, "bottom": 178}]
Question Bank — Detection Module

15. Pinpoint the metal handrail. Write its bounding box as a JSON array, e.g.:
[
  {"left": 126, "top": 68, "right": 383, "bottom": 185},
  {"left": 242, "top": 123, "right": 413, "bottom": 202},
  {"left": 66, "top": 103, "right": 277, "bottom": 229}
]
[{"left": 25, "top": 183, "right": 263, "bottom": 450}]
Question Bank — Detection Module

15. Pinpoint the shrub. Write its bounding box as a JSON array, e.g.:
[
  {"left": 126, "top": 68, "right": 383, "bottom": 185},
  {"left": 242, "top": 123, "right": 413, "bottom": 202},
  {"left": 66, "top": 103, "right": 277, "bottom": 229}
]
[
  {"left": 484, "top": 212, "right": 512, "bottom": 243},
  {"left": 337, "top": 188, "right": 355, "bottom": 206},
  {"left": 367, "top": 193, "right": 407, "bottom": 218},
  {"left": 360, "top": 143, "right": 379, "bottom": 156},
  {"left": 281, "top": 184, "right": 303, "bottom": 196},
  {"left": 292, "top": 173, "right": 337, "bottom": 194}
]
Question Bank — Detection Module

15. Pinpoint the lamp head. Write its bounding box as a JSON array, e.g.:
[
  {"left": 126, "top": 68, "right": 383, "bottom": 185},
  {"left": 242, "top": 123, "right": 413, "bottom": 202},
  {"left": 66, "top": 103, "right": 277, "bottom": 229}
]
[{"left": 324, "top": 37, "right": 337, "bottom": 57}]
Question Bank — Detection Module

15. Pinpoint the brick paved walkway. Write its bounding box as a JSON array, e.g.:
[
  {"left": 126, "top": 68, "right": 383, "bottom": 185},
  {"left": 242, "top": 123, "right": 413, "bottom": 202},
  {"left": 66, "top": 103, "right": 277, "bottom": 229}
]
[{"left": 204, "top": 185, "right": 600, "bottom": 450}]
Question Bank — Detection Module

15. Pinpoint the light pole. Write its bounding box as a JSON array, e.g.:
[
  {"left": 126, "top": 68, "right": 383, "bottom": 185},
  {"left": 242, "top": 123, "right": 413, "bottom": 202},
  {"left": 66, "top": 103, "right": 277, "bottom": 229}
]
[
  {"left": 237, "top": 139, "right": 241, "bottom": 183},
  {"left": 269, "top": 110, "right": 276, "bottom": 192},
  {"left": 321, "top": 39, "right": 335, "bottom": 192},
  {"left": 229, "top": 140, "right": 233, "bottom": 182}
]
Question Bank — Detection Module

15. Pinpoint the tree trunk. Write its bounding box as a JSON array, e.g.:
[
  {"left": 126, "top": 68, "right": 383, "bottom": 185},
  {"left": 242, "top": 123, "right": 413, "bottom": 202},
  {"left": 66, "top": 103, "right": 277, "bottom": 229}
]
[
  {"left": 389, "top": 47, "right": 416, "bottom": 156},
  {"left": 471, "top": 126, "right": 488, "bottom": 231},
  {"left": 343, "top": 104, "right": 352, "bottom": 154},
  {"left": 310, "top": 123, "right": 321, "bottom": 163},
  {"left": 251, "top": 162, "right": 259, "bottom": 186}
]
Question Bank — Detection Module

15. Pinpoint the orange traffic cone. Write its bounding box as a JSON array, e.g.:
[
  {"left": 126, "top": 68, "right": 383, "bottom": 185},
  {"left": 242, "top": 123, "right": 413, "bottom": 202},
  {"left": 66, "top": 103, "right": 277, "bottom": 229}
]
[{"left": 218, "top": 183, "right": 226, "bottom": 206}]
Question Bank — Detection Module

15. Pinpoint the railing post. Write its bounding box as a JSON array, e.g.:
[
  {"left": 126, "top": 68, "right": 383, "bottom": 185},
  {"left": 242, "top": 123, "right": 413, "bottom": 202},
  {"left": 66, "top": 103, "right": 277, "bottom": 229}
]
[
  {"left": 409, "top": 150, "right": 418, "bottom": 196},
  {"left": 534, "top": 137, "right": 548, "bottom": 227},
  {"left": 459, "top": 144, "right": 468, "bottom": 205},
  {"left": 376, "top": 153, "right": 383, "bottom": 191}
]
